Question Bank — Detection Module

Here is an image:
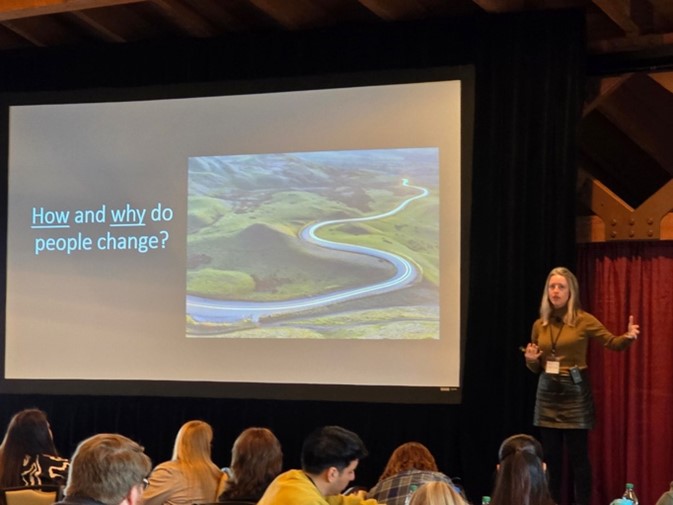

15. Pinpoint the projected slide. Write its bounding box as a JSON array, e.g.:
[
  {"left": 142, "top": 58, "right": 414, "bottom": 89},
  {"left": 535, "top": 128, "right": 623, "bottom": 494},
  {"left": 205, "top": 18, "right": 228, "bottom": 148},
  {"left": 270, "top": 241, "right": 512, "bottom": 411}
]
[
  {"left": 3, "top": 76, "right": 464, "bottom": 397},
  {"left": 186, "top": 149, "right": 439, "bottom": 338}
]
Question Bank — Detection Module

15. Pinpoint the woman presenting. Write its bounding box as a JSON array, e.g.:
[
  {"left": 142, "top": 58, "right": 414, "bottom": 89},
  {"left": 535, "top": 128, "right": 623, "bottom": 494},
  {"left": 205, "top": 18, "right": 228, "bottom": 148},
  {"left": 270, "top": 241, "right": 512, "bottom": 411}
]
[{"left": 524, "top": 267, "right": 639, "bottom": 505}]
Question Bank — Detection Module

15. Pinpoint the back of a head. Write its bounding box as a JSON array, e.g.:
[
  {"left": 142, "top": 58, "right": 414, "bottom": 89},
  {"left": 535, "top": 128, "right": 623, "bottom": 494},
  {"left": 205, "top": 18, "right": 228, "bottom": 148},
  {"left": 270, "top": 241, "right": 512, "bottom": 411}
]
[
  {"left": 1, "top": 409, "right": 56, "bottom": 455},
  {"left": 172, "top": 420, "right": 213, "bottom": 464},
  {"left": 231, "top": 427, "right": 282, "bottom": 477},
  {"left": 380, "top": 442, "right": 439, "bottom": 481},
  {"left": 409, "top": 481, "right": 466, "bottom": 505},
  {"left": 492, "top": 436, "right": 551, "bottom": 505},
  {"left": 497, "top": 435, "right": 543, "bottom": 462},
  {"left": 301, "top": 426, "right": 368, "bottom": 474},
  {"left": 223, "top": 427, "right": 283, "bottom": 500},
  {"left": 0, "top": 409, "right": 57, "bottom": 487},
  {"left": 65, "top": 433, "right": 152, "bottom": 505}
]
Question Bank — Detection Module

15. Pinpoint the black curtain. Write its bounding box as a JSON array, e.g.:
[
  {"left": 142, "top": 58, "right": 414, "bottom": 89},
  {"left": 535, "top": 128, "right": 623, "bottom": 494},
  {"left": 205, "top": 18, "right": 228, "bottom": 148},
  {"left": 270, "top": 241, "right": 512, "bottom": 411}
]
[
  {"left": 459, "top": 10, "right": 585, "bottom": 497},
  {"left": 0, "top": 10, "right": 584, "bottom": 503}
]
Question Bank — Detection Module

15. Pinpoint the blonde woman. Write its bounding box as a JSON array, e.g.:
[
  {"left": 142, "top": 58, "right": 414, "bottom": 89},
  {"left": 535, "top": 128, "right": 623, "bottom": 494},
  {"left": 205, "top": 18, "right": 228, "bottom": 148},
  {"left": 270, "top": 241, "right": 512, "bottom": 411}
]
[
  {"left": 409, "top": 482, "right": 467, "bottom": 505},
  {"left": 142, "top": 420, "right": 223, "bottom": 505},
  {"left": 524, "top": 267, "right": 639, "bottom": 505}
]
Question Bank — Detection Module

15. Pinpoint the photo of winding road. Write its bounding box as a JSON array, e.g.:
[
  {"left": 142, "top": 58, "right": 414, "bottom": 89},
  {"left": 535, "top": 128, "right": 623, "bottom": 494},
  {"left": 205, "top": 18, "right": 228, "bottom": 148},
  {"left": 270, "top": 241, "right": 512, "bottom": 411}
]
[{"left": 186, "top": 148, "right": 440, "bottom": 339}]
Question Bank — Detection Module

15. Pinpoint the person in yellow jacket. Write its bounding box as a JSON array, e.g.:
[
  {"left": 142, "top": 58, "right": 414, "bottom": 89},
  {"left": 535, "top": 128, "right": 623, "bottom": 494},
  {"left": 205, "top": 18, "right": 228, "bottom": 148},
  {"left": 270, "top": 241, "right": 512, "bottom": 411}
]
[{"left": 257, "top": 426, "right": 380, "bottom": 505}]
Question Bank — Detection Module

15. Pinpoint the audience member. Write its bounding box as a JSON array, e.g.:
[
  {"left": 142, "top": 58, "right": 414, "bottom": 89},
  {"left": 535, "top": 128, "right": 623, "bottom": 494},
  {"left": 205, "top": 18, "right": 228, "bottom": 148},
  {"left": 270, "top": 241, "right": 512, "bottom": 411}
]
[
  {"left": 408, "top": 481, "right": 467, "bottom": 505},
  {"left": 656, "top": 481, "right": 673, "bottom": 505},
  {"left": 257, "top": 425, "right": 379, "bottom": 505},
  {"left": 142, "top": 420, "right": 223, "bottom": 505},
  {"left": 0, "top": 408, "right": 69, "bottom": 487},
  {"left": 367, "top": 442, "right": 457, "bottom": 505},
  {"left": 56, "top": 433, "right": 151, "bottom": 505},
  {"left": 219, "top": 427, "right": 282, "bottom": 502},
  {"left": 491, "top": 434, "right": 554, "bottom": 505}
]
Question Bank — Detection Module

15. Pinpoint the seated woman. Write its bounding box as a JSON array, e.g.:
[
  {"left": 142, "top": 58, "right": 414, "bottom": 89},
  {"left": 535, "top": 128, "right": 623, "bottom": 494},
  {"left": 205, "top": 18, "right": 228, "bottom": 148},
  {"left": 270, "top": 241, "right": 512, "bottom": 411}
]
[
  {"left": 0, "top": 408, "right": 69, "bottom": 487},
  {"left": 219, "top": 427, "right": 282, "bottom": 503},
  {"left": 656, "top": 481, "right": 673, "bottom": 505},
  {"left": 491, "top": 434, "right": 555, "bottom": 505},
  {"left": 409, "top": 481, "right": 468, "bottom": 505},
  {"left": 367, "top": 442, "right": 458, "bottom": 505},
  {"left": 142, "top": 420, "right": 223, "bottom": 505}
]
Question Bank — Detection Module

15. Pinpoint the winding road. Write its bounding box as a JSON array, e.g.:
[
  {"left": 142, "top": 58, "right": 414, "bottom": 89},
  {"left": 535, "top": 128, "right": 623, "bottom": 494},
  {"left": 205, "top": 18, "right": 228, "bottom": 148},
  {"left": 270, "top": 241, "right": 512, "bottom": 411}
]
[{"left": 186, "top": 179, "right": 429, "bottom": 325}]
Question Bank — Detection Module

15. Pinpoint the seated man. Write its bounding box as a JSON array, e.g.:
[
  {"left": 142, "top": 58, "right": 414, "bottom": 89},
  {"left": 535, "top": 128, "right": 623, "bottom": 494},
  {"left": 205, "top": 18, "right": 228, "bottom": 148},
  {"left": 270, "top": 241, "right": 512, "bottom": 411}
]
[
  {"left": 258, "top": 425, "right": 379, "bottom": 505},
  {"left": 56, "top": 434, "right": 152, "bottom": 505}
]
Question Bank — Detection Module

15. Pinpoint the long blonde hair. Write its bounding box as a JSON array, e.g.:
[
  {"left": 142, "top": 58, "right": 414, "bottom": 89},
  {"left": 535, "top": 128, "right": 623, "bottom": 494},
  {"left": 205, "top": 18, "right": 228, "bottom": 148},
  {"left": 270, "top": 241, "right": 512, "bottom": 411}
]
[
  {"left": 172, "top": 420, "right": 222, "bottom": 493},
  {"left": 409, "top": 481, "right": 467, "bottom": 505},
  {"left": 539, "top": 266, "right": 581, "bottom": 326}
]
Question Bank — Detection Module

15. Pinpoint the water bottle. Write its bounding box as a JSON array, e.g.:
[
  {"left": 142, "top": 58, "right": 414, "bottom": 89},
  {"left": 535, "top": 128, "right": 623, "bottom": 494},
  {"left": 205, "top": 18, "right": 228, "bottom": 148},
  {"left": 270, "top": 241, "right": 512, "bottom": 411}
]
[
  {"left": 404, "top": 484, "right": 419, "bottom": 505},
  {"left": 481, "top": 497, "right": 491, "bottom": 505},
  {"left": 622, "top": 483, "right": 639, "bottom": 505}
]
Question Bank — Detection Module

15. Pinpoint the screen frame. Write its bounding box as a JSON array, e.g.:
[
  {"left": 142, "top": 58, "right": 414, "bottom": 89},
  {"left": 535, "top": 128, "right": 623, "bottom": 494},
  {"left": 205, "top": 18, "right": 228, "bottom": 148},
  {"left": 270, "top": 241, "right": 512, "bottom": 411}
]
[{"left": 0, "top": 66, "right": 473, "bottom": 404}]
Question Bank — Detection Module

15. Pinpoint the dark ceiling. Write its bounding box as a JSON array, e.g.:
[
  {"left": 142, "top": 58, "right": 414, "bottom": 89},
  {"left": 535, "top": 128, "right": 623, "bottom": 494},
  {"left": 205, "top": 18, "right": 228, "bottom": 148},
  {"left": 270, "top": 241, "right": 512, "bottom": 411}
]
[
  {"left": 3, "top": 0, "right": 673, "bottom": 242},
  {"left": 3, "top": 0, "right": 673, "bottom": 55}
]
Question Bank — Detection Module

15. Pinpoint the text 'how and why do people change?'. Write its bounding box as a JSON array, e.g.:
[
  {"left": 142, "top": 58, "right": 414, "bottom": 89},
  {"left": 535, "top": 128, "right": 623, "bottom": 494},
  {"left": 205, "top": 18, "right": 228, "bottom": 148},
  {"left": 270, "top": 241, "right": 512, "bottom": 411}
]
[{"left": 31, "top": 203, "right": 174, "bottom": 255}]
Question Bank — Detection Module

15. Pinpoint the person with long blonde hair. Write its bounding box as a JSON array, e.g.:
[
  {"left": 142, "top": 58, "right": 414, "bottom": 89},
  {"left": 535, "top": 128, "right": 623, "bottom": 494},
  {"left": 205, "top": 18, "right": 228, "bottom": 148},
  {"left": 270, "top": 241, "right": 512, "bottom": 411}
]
[
  {"left": 142, "top": 420, "right": 223, "bottom": 505},
  {"left": 523, "top": 267, "right": 639, "bottom": 505},
  {"left": 367, "top": 442, "right": 459, "bottom": 505},
  {"left": 408, "top": 482, "right": 467, "bottom": 505}
]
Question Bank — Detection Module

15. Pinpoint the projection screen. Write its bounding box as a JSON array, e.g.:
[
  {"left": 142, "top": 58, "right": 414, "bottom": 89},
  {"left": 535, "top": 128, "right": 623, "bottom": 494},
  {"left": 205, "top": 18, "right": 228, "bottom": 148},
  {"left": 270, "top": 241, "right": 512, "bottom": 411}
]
[{"left": 1, "top": 68, "right": 472, "bottom": 403}]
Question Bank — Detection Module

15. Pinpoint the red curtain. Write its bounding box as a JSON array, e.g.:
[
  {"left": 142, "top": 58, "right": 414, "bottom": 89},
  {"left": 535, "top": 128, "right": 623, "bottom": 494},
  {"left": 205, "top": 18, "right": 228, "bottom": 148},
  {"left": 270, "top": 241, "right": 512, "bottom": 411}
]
[{"left": 577, "top": 241, "right": 673, "bottom": 505}]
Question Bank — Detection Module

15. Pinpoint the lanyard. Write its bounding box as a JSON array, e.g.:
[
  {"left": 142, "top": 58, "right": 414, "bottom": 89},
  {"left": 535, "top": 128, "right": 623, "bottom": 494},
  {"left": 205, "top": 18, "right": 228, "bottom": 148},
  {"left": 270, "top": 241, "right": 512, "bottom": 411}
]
[{"left": 549, "top": 322, "right": 564, "bottom": 356}]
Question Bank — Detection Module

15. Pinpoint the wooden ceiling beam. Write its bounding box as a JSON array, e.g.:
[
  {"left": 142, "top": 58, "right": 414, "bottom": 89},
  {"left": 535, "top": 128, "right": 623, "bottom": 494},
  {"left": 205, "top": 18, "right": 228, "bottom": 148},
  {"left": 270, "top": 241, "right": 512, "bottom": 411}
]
[
  {"left": 471, "top": 0, "right": 525, "bottom": 12},
  {"left": 0, "top": 15, "right": 82, "bottom": 46},
  {"left": 246, "top": 0, "right": 328, "bottom": 30},
  {"left": 648, "top": 0, "right": 673, "bottom": 24},
  {"left": 589, "top": 30, "right": 673, "bottom": 53},
  {"left": 592, "top": 0, "right": 640, "bottom": 34},
  {"left": 67, "top": 9, "right": 127, "bottom": 42},
  {"left": 472, "top": 0, "right": 585, "bottom": 13},
  {"left": 148, "top": 0, "right": 217, "bottom": 37},
  {"left": 0, "top": 0, "right": 145, "bottom": 21},
  {"left": 0, "top": 19, "right": 47, "bottom": 46},
  {"left": 357, "top": 0, "right": 426, "bottom": 20},
  {"left": 577, "top": 170, "right": 673, "bottom": 241},
  {"left": 583, "top": 74, "right": 632, "bottom": 117}
]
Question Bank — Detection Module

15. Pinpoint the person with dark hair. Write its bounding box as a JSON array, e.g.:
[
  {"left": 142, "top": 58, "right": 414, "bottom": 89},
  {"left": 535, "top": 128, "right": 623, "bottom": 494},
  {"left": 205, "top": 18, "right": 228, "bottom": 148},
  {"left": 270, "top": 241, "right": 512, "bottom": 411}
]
[
  {"left": 0, "top": 408, "right": 69, "bottom": 487},
  {"left": 524, "top": 267, "right": 639, "bottom": 505},
  {"left": 218, "top": 427, "right": 282, "bottom": 502},
  {"left": 367, "top": 442, "right": 458, "bottom": 505},
  {"left": 497, "top": 434, "right": 543, "bottom": 462},
  {"left": 257, "top": 426, "right": 379, "bottom": 505},
  {"left": 57, "top": 433, "right": 152, "bottom": 505},
  {"left": 491, "top": 434, "right": 554, "bottom": 505}
]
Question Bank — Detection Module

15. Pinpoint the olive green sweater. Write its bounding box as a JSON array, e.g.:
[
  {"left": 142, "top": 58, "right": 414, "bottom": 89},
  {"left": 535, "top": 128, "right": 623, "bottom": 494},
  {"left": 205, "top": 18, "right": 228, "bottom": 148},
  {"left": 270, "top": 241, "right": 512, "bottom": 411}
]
[{"left": 527, "top": 309, "right": 633, "bottom": 374}]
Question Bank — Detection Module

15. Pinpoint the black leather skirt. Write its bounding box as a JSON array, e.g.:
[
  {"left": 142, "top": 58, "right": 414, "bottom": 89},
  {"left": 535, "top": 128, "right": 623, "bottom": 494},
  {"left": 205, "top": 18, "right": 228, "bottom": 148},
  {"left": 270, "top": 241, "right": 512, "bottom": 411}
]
[{"left": 534, "top": 369, "right": 594, "bottom": 429}]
